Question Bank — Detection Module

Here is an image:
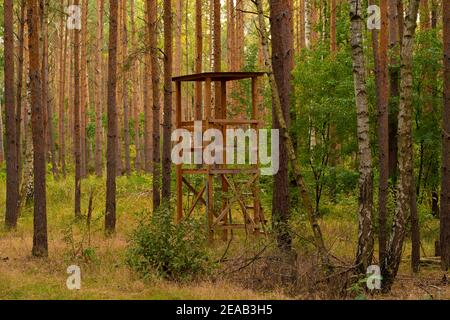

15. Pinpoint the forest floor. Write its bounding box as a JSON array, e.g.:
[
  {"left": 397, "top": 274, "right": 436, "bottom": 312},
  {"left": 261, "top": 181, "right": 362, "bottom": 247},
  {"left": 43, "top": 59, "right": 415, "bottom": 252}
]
[{"left": 0, "top": 172, "right": 448, "bottom": 300}]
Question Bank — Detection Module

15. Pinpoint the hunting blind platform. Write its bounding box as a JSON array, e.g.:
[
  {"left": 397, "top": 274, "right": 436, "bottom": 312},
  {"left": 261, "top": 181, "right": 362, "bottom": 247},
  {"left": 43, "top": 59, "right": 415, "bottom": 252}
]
[{"left": 172, "top": 72, "right": 267, "bottom": 241}]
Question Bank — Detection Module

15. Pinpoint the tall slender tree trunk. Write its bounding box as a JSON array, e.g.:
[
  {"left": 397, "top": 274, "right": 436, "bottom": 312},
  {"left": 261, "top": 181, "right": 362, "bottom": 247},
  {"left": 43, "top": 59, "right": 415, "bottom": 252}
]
[
  {"left": 382, "top": 0, "right": 421, "bottom": 292},
  {"left": 299, "top": 0, "right": 305, "bottom": 51},
  {"left": 388, "top": 0, "right": 403, "bottom": 181},
  {"left": 131, "top": 0, "right": 141, "bottom": 172},
  {"left": 255, "top": 0, "right": 330, "bottom": 267},
  {"left": 148, "top": 0, "right": 161, "bottom": 209},
  {"left": 370, "top": 0, "right": 390, "bottom": 274},
  {"left": 213, "top": 0, "right": 221, "bottom": 111},
  {"left": 94, "top": 0, "right": 105, "bottom": 176},
  {"left": 0, "top": 101, "right": 4, "bottom": 164},
  {"left": 16, "top": 0, "right": 27, "bottom": 194},
  {"left": 74, "top": 0, "right": 82, "bottom": 217},
  {"left": 195, "top": 0, "right": 203, "bottom": 120},
  {"left": 122, "top": 0, "right": 131, "bottom": 175},
  {"left": 28, "top": 0, "right": 48, "bottom": 257},
  {"left": 41, "top": 0, "right": 58, "bottom": 179},
  {"left": 143, "top": 0, "right": 152, "bottom": 173},
  {"left": 162, "top": 0, "right": 173, "bottom": 201},
  {"left": 58, "top": 0, "right": 67, "bottom": 177},
  {"left": 106, "top": 0, "right": 119, "bottom": 234},
  {"left": 4, "top": 0, "right": 19, "bottom": 229},
  {"left": 330, "top": 0, "right": 336, "bottom": 53},
  {"left": 175, "top": 0, "right": 182, "bottom": 78},
  {"left": 350, "top": 0, "right": 374, "bottom": 274},
  {"left": 269, "top": 0, "right": 294, "bottom": 251},
  {"left": 80, "top": 0, "right": 88, "bottom": 177},
  {"left": 440, "top": 0, "right": 450, "bottom": 271}
]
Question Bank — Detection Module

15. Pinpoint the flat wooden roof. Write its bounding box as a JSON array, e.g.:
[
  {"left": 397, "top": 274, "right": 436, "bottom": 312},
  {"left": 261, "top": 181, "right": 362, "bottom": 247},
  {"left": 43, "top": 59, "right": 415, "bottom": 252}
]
[{"left": 172, "top": 72, "right": 265, "bottom": 82}]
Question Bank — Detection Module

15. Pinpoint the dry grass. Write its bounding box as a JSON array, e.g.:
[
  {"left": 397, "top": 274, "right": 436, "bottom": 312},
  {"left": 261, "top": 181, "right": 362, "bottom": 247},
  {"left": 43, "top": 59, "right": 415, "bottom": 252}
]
[{"left": 0, "top": 173, "right": 448, "bottom": 300}]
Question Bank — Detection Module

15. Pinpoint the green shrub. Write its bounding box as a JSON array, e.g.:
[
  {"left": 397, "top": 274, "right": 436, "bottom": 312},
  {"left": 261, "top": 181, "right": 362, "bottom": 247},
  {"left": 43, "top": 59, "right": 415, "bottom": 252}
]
[{"left": 126, "top": 205, "right": 213, "bottom": 281}]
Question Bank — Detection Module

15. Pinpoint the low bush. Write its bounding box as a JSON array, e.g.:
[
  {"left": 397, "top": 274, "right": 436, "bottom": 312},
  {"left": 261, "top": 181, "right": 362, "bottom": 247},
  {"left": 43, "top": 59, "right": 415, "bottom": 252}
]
[{"left": 126, "top": 204, "right": 213, "bottom": 281}]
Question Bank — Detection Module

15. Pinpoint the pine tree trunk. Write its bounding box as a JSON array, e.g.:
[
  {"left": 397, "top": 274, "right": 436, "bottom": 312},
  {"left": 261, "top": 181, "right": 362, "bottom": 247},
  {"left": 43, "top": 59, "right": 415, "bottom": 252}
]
[
  {"left": 130, "top": 0, "right": 141, "bottom": 172},
  {"left": 382, "top": 0, "right": 421, "bottom": 292},
  {"left": 28, "top": 0, "right": 48, "bottom": 257},
  {"left": 58, "top": 0, "right": 67, "bottom": 177},
  {"left": 440, "top": 0, "right": 450, "bottom": 271},
  {"left": 105, "top": 0, "right": 119, "bottom": 234},
  {"left": 74, "top": 0, "right": 82, "bottom": 217},
  {"left": 4, "top": 0, "right": 19, "bottom": 229},
  {"left": 148, "top": 0, "right": 161, "bottom": 208},
  {"left": 143, "top": 0, "right": 153, "bottom": 173},
  {"left": 255, "top": 0, "right": 330, "bottom": 267},
  {"left": 350, "top": 0, "right": 374, "bottom": 274},
  {"left": 0, "top": 101, "right": 4, "bottom": 164},
  {"left": 388, "top": 0, "right": 400, "bottom": 180},
  {"left": 213, "top": 0, "right": 221, "bottom": 112},
  {"left": 195, "top": 0, "right": 203, "bottom": 120},
  {"left": 41, "top": 1, "right": 58, "bottom": 179},
  {"left": 16, "top": 0, "right": 27, "bottom": 192},
  {"left": 269, "top": 0, "right": 293, "bottom": 252},
  {"left": 80, "top": 0, "right": 88, "bottom": 177},
  {"left": 330, "top": 0, "right": 336, "bottom": 53},
  {"left": 122, "top": 0, "right": 131, "bottom": 175},
  {"left": 299, "top": 0, "right": 305, "bottom": 51},
  {"left": 162, "top": 0, "right": 173, "bottom": 201},
  {"left": 94, "top": 0, "right": 104, "bottom": 177}
]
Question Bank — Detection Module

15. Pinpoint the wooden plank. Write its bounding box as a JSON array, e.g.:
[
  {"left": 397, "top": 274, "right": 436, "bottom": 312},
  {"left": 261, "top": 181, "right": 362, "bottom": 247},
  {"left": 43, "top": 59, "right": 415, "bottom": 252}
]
[
  {"left": 182, "top": 177, "right": 207, "bottom": 206},
  {"left": 186, "top": 184, "right": 206, "bottom": 218},
  {"left": 172, "top": 71, "right": 265, "bottom": 82},
  {"left": 208, "top": 119, "right": 261, "bottom": 125},
  {"left": 220, "top": 80, "right": 228, "bottom": 241},
  {"left": 176, "top": 81, "right": 183, "bottom": 222},
  {"left": 214, "top": 224, "right": 246, "bottom": 230}
]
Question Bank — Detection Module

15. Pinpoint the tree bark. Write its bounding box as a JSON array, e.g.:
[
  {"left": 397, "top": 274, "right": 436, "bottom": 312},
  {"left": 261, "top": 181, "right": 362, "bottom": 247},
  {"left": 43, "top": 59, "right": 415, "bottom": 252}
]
[
  {"left": 350, "top": 0, "right": 374, "bottom": 274},
  {"left": 441, "top": 0, "right": 450, "bottom": 270},
  {"left": 269, "top": 0, "right": 293, "bottom": 252},
  {"left": 143, "top": 0, "right": 152, "bottom": 173},
  {"left": 0, "top": 101, "right": 4, "bottom": 164},
  {"left": 94, "top": 0, "right": 105, "bottom": 176},
  {"left": 74, "top": 0, "right": 82, "bottom": 217},
  {"left": 80, "top": 0, "right": 88, "bottom": 177},
  {"left": 4, "top": 0, "right": 19, "bottom": 229},
  {"left": 370, "top": 0, "right": 390, "bottom": 274},
  {"left": 213, "top": 0, "right": 221, "bottom": 111},
  {"left": 58, "top": 0, "right": 67, "bottom": 177},
  {"left": 122, "top": 0, "right": 131, "bottom": 175},
  {"left": 16, "top": 0, "right": 27, "bottom": 195},
  {"left": 41, "top": 0, "right": 58, "bottom": 179},
  {"left": 195, "top": 0, "right": 203, "bottom": 120},
  {"left": 148, "top": 0, "right": 161, "bottom": 209},
  {"left": 388, "top": 0, "right": 401, "bottom": 180},
  {"left": 382, "top": 0, "right": 421, "bottom": 292},
  {"left": 255, "top": 0, "right": 330, "bottom": 267},
  {"left": 162, "top": 0, "right": 173, "bottom": 201},
  {"left": 330, "top": 0, "right": 336, "bottom": 53},
  {"left": 106, "top": 0, "right": 119, "bottom": 234},
  {"left": 130, "top": 0, "right": 141, "bottom": 172},
  {"left": 28, "top": 0, "right": 48, "bottom": 257}
]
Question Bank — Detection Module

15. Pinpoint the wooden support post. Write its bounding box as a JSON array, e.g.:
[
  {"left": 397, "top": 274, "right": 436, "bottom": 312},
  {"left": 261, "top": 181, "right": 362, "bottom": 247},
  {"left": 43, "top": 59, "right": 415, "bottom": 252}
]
[
  {"left": 205, "top": 77, "right": 214, "bottom": 241},
  {"left": 252, "top": 77, "right": 261, "bottom": 234},
  {"left": 221, "top": 80, "right": 228, "bottom": 241},
  {"left": 176, "top": 81, "right": 183, "bottom": 222}
]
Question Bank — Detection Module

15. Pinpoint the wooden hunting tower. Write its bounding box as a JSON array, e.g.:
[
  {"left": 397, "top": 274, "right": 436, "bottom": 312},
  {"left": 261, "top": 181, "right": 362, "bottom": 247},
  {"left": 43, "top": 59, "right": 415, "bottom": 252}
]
[{"left": 172, "top": 72, "right": 267, "bottom": 241}]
